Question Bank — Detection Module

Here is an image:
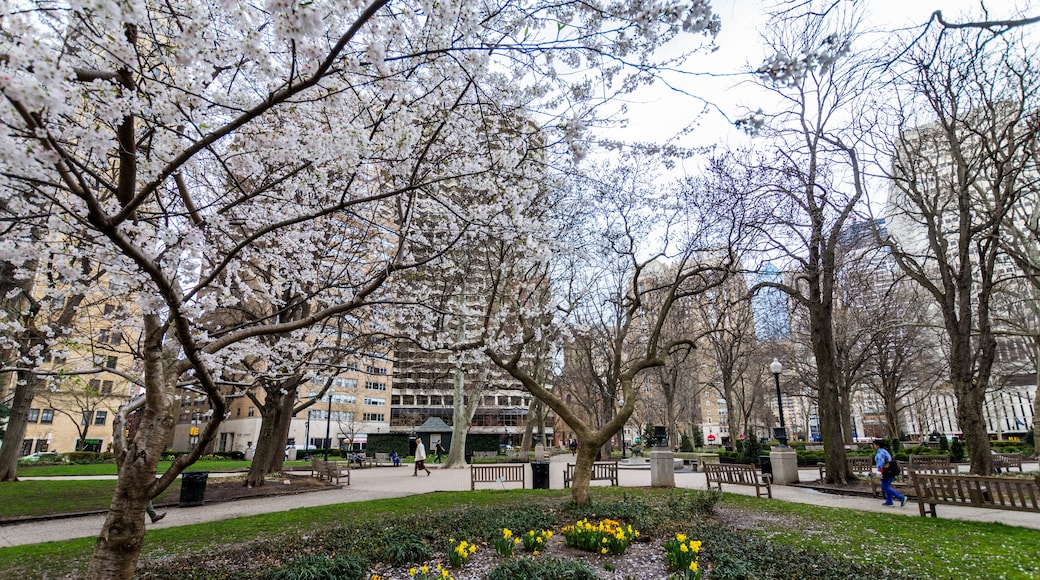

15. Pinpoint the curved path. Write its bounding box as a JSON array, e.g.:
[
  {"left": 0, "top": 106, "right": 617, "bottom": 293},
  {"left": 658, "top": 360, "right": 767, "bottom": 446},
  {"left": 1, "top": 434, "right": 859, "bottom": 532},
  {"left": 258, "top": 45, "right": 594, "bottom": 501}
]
[{"left": 3, "top": 455, "right": 1037, "bottom": 548}]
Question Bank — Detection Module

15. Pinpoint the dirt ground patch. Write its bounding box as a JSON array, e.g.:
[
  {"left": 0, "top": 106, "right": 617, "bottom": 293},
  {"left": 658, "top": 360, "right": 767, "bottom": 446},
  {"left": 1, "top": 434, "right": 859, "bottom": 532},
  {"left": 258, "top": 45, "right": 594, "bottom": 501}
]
[{"left": 164, "top": 473, "right": 336, "bottom": 505}]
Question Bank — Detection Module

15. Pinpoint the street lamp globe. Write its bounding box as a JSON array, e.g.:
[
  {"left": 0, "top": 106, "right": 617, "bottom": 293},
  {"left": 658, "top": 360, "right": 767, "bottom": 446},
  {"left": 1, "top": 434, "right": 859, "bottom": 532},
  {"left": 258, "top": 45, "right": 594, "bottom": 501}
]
[{"left": 770, "top": 358, "right": 782, "bottom": 375}]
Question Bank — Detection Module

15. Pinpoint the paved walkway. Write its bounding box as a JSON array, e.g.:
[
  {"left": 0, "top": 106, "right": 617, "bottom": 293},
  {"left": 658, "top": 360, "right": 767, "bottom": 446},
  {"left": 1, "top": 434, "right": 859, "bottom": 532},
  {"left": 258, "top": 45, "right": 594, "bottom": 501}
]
[{"left": 3, "top": 455, "right": 1038, "bottom": 548}]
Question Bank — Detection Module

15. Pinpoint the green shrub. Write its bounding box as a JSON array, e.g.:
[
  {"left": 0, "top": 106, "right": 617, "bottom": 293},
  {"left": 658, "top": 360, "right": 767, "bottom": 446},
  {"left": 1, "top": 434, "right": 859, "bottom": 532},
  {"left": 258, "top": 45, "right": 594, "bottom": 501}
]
[
  {"left": 485, "top": 555, "right": 599, "bottom": 580},
  {"left": 374, "top": 533, "right": 431, "bottom": 566},
  {"left": 265, "top": 554, "right": 367, "bottom": 580},
  {"left": 680, "top": 432, "right": 695, "bottom": 452},
  {"left": 667, "top": 489, "right": 723, "bottom": 517},
  {"left": 938, "top": 436, "right": 950, "bottom": 452},
  {"left": 950, "top": 437, "right": 966, "bottom": 462}
]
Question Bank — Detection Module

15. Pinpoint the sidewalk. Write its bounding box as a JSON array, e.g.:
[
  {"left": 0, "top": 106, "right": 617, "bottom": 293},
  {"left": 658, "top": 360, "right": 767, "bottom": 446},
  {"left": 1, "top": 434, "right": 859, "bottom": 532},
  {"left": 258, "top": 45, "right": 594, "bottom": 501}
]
[{"left": 2, "top": 455, "right": 1037, "bottom": 548}]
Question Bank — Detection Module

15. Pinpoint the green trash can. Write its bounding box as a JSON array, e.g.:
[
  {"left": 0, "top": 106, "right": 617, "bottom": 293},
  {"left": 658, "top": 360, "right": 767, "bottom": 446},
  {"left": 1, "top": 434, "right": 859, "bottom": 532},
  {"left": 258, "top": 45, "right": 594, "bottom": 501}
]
[{"left": 179, "top": 471, "right": 209, "bottom": 507}]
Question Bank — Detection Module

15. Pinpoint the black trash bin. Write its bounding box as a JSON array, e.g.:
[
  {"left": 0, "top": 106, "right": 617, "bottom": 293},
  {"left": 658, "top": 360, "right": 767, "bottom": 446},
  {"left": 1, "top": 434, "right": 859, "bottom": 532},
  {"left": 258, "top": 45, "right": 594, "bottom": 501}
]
[
  {"left": 179, "top": 471, "right": 209, "bottom": 507},
  {"left": 531, "top": 461, "right": 550, "bottom": 489},
  {"left": 759, "top": 455, "right": 773, "bottom": 478}
]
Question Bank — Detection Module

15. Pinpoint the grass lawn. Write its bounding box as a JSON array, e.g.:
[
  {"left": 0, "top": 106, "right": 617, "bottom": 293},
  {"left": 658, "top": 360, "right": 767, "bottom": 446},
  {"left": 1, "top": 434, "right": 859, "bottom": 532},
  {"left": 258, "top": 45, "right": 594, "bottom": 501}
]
[
  {"left": 14, "top": 458, "right": 304, "bottom": 477},
  {"left": 1, "top": 485, "right": 1038, "bottom": 579}
]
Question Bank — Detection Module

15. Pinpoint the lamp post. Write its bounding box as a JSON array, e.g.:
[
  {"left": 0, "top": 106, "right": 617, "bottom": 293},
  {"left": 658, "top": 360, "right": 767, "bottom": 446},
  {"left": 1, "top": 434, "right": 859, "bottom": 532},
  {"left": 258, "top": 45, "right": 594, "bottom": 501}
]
[
  {"left": 619, "top": 399, "right": 627, "bottom": 459},
  {"left": 323, "top": 391, "right": 333, "bottom": 461},
  {"left": 769, "top": 358, "right": 788, "bottom": 447}
]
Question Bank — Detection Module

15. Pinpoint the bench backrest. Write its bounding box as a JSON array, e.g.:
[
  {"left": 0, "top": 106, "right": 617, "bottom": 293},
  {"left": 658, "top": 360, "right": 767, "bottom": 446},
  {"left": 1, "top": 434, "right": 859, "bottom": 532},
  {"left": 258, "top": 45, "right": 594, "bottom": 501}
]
[
  {"left": 705, "top": 463, "right": 760, "bottom": 485},
  {"left": 912, "top": 473, "right": 1040, "bottom": 511},
  {"left": 909, "top": 455, "right": 951, "bottom": 468},
  {"left": 994, "top": 453, "right": 1023, "bottom": 468},
  {"left": 471, "top": 464, "right": 524, "bottom": 481},
  {"left": 847, "top": 456, "right": 873, "bottom": 472},
  {"left": 565, "top": 461, "right": 618, "bottom": 479}
]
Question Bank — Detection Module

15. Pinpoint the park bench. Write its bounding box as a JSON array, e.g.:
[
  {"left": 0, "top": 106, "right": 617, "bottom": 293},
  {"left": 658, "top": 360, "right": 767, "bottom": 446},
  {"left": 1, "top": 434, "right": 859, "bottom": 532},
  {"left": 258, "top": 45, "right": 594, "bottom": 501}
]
[
  {"left": 313, "top": 459, "right": 350, "bottom": 485},
  {"left": 905, "top": 455, "right": 957, "bottom": 480},
  {"left": 563, "top": 461, "right": 619, "bottom": 488},
  {"left": 373, "top": 452, "right": 390, "bottom": 466},
  {"left": 910, "top": 472, "right": 1040, "bottom": 518},
  {"left": 804, "top": 445, "right": 824, "bottom": 451},
  {"left": 472, "top": 451, "right": 498, "bottom": 461},
  {"left": 470, "top": 463, "right": 526, "bottom": 490},
  {"left": 994, "top": 452, "right": 1024, "bottom": 473},
  {"left": 704, "top": 463, "right": 772, "bottom": 498}
]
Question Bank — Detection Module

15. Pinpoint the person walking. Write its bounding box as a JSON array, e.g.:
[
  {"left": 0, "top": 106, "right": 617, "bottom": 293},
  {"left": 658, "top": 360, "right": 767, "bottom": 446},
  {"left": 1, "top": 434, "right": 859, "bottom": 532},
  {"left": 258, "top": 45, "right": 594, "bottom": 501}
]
[
  {"left": 146, "top": 501, "right": 166, "bottom": 523},
  {"left": 434, "top": 441, "right": 444, "bottom": 464},
  {"left": 872, "top": 439, "right": 906, "bottom": 507},
  {"left": 413, "top": 439, "right": 432, "bottom": 476}
]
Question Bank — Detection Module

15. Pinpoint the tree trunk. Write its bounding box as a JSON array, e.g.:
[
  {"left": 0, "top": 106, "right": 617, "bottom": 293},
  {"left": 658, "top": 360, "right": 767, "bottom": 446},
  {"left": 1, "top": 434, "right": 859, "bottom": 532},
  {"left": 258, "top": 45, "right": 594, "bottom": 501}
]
[
  {"left": 443, "top": 364, "right": 484, "bottom": 468},
  {"left": 86, "top": 386, "right": 175, "bottom": 578},
  {"left": 810, "top": 304, "right": 851, "bottom": 484},
  {"left": 568, "top": 443, "right": 600, "bottom": 506},
  {"left": 87, "top": 315, "right": 186, "bottom": 579},
  {"left": 0, "top": 369, "right": 42, "bottom": 481},
  {"left": 245, "top": 391, "right": 292, "bottom": 487},
  {"left": 1034, "top": 336, "right": 1040, "bottom": 459}
]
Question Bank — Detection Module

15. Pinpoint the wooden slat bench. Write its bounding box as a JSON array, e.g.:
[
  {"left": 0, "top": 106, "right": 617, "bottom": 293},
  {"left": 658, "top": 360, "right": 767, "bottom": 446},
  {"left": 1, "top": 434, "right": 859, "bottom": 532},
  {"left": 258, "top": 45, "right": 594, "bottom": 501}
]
[
  {"left": 911, "top": 473, "right": 1040, "bottom": 518},
  {"left": 908, "top": 455, "right": 956, "bottom": 473},
  {"left": 471, "top": 464, "right": 525, "bottom": 490},
  {"left": 374, "top": 452, "right": 390, "bottom": 466},
  {"left": 314, "top": 460, "right": 350, "bottom": 485},
  {"left": 563, "top": 461, "right": 619, "bottom": 488},
  {"left": 705, "top": 463, "right": 772, "bottom": 498},
  {"left": 994, "top": 452, "right": 1024, "bottom": 473},
  {"left": 818, "top": 455, "right": 879, "bottom": 496}
]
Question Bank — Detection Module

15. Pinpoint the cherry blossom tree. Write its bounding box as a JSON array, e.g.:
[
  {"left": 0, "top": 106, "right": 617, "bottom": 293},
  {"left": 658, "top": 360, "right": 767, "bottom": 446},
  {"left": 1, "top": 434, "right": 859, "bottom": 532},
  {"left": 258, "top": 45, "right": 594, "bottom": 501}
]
[{"left": 1, "top": 0, "right": 720, "bottom": 574}]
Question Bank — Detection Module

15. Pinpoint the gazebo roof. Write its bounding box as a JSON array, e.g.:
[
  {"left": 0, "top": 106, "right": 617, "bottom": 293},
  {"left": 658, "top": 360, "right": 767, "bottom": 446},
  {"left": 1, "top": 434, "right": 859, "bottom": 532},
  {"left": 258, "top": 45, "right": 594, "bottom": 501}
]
[{"left": 415, "top": 417, "right": 452, "bottom": 433}]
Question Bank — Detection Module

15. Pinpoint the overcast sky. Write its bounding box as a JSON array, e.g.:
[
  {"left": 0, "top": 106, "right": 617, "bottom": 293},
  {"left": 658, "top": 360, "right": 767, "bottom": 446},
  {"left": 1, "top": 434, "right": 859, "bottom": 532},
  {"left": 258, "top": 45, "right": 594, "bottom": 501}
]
[{"left": 610, "top": 0, "right": 1007, "bottom": 157}]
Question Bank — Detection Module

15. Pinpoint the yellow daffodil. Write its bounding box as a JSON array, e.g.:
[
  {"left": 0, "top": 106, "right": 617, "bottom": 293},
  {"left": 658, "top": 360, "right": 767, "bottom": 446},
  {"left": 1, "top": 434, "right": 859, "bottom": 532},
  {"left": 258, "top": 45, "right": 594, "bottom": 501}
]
[
  {"left": 680, "top": 543, "right": 689, "bottom": 553},
  {"left": 676, "top": 533, "right": 687, "bottom": 543},
  {"left": 469, "top": 544, "right": 477, "bottom": 553},
  {"left": 421, "top": 565, "right": 428, "bottom": 574},
  {"left": 409, "top": 568, "right": 417, "bottom": 576},
  {"left": 690, "top": 561, "right": 699, "bottom": 572},
  {"left": 690, "top": 540, "right": 702, "bottom": 552},
  {"left": 601, "top": 547, "right": 608, "bottom": 554}
]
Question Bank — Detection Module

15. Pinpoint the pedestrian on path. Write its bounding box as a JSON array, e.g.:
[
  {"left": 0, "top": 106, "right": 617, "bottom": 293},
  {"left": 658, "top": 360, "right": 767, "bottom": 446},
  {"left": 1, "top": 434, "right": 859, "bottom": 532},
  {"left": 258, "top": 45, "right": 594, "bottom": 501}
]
[
  {"left": 434, "top": 442, "right": 444, "bottom": 464},
  {"left": 146, "top": 501, "right": 166, "bottom": 523},
  {"left": 872, "top": 439, "right": 906, "bottom": 508},
  {"left": 413, "top": 439, "right": 432, "bottom": 476}
]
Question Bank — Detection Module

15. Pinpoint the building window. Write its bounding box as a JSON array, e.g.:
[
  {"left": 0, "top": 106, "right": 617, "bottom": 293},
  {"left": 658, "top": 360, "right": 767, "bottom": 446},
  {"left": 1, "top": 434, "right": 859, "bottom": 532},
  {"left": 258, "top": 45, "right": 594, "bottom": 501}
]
[
  {"left": 89, "top": 378, "right": 101, "bottom": 392},
  {"left": 101, "top": 380, "right": 113, "bottom": 395},
  {"left": 40, "top": 409, "right": 54, "bottom": 424},
  {"left": 363, "top": 413, "right": 385, "bottom": 422},
  {"left": 28, "top": 408, "right": 40, "bottom": 422},
  {"left": 365, "top": 365, "right": 387, "bottom": 375},
  {"left": 82, "top": 411, "right": 93, "bottom": 425},
  {"left": 105, "top": 356, "right": 117, "bottom": 369},
  {"left": 104, "top": 303, "right": 115, "bottom": 315},
  {"left": 248, "top": 407, "right": 255, "bottom": 417},
  {"left": 363, "top": 397, "right": 386, "bottom": 406},
  {"left": 95, "top": 411, "right": 107, "bottom": 425},
  {"left": 365, "top": 381, "right": 386, "bottom": 391}
]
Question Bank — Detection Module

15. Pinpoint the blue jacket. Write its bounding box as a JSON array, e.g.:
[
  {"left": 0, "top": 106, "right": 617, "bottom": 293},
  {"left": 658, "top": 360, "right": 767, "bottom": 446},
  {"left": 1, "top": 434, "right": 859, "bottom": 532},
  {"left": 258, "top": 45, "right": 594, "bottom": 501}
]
[{"left": 874, "top": 447, "right": 892, "bottom": 471}]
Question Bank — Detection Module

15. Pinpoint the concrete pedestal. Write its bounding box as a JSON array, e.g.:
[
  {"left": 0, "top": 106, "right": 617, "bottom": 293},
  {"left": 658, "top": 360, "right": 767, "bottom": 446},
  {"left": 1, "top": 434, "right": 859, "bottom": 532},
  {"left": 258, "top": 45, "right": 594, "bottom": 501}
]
[
  {"left": 650, "top": 449, "right": 675, "bottom": 487},
  {"left": 534, "top": 444, "right": 546, "bottom": 461},
  {"left": 768, "top": 447, "right": 800, "bottom": 485}
]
